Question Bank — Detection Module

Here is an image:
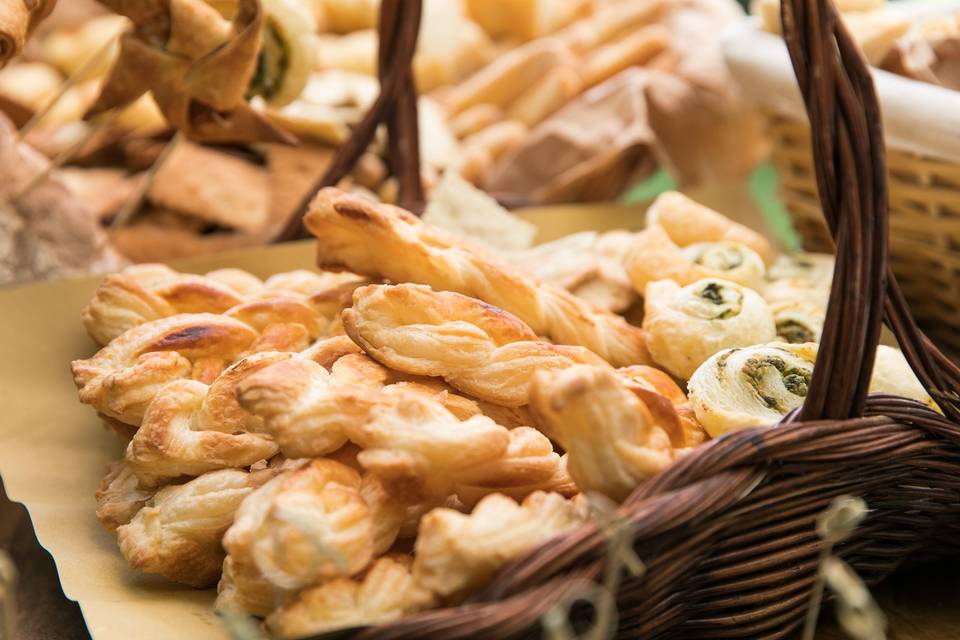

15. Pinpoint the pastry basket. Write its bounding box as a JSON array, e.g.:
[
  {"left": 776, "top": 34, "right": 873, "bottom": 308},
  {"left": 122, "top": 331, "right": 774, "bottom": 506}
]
[
  {"left": 275, "top": 1, "right": 960, "bottom": 637},
  {"left": 724, "top": 0, "right": 960, "bottom": 353}
]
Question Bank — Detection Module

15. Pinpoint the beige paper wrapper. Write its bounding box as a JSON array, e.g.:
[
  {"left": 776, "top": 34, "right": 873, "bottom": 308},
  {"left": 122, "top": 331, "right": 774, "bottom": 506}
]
[{"left": 0, "top": 195, "right": 773, "bottom": 638}]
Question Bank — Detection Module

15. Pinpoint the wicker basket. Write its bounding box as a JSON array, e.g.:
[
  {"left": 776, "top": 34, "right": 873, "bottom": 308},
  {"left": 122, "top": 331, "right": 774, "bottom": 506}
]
[
  {"left": 767, "top": 114, "right": 960, "bottom": 353},
  {"left": 287, "top": 1, "right": 960, "bottom": 638},
  {"left": 725, "top": 2, "right": 960, "bottom": 352}
]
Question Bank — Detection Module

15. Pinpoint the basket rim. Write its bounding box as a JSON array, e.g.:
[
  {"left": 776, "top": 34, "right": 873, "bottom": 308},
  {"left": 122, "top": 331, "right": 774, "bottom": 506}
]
[{"left": 722, "top": 1, "right": 960, "bottom": 165}]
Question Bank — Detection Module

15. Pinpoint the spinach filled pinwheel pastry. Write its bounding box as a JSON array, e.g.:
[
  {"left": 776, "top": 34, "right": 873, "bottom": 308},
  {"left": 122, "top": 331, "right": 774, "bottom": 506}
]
[
  {"left": 687, "top": 342, "right": 938, "bottom": 437},
  {"left": 642, "top": 278, "right": 777, "bottom": 380}
]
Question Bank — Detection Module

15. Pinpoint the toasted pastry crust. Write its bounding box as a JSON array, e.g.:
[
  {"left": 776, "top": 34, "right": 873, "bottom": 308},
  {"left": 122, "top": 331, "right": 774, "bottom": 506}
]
[
  {"left": 304, "top": 189, "right": 650, "bottom": 367},
  {"left": 531, "top": 365, "right": 675, "bottom": 500},
  {"left": 343, "top": 283, "right": 610, "bottom": 407}
]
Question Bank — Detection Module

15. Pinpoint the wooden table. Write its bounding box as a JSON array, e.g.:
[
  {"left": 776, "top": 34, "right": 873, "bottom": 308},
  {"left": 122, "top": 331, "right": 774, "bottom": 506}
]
[{"left": 4, "top": 476, "right": 960, "bottom": 640}]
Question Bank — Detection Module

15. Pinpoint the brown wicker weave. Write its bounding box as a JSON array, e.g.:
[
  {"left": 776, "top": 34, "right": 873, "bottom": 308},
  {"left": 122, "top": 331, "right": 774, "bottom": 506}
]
[
  {"left": 767, "top": 113, "right": 960, "bottom": 353},
  {"left": 291, "top": 1, "right": 960, "bottom": 637}
]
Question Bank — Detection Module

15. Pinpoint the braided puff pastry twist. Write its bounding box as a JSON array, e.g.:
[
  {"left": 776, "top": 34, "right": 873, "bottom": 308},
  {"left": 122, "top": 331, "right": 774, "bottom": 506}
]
[
  {"left": 342, "top": 284, "right": 610, "bottom": 407},
  {"left": 531, "top": 365, "right": 675, "bottom": 500},
  {"left": 125, "top": 352, "right": 291, "bottom": 486},
  {"left": 304, "top": 188, "right": 650, "bottom": 367},
  {"left": 116, "top": 468, "right": 277, "bottom": 588},
  {"left": 82, "top": 264, "right": 366, "bottom": 345},
  {"left": 222, "top": 459, "right": 374, "bottom": 594},
  {"left": 72, "top": 314, "right": 260, "bottom": 426},
  {"left": 412, "top": 491, "right": 587, "bottom": 601},
  {"left": 265, "top": 554, "right": 435, "bottom": 639}
]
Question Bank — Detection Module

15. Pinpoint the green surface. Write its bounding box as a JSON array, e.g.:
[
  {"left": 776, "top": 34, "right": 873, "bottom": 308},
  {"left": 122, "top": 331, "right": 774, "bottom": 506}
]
[{"left": 622, "top": 164, "right": 801, "bottom": 250}]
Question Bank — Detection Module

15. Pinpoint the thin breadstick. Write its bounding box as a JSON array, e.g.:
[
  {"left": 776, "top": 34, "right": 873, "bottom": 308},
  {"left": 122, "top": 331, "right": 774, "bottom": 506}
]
[
  {"left": 559, "top": 0, "right": 668, "bottom": 54},
  {"left": 583, "top": 26, "right": 670, "bottom": 90},
  {"left": 448, "top": 103, "right": 503, "bottom": 139},
  {"left": 444, "top": 38, "right": 574, "bottom": 115},
  {"left": 457, "top": 120, "right": 527, "bottom": 184},
  {"left": 505, "top": 65, "right": 582, "bottom": 127}
]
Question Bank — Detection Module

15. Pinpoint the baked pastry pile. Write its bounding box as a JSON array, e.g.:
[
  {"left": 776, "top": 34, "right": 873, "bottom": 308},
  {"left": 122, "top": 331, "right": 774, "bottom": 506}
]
[{"left": 72, "top": 186, "right": 937, "bottom": 636}]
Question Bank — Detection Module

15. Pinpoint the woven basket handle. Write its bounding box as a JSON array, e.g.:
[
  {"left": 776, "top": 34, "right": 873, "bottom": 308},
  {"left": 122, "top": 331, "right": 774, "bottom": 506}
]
[
  {"left": 781, "top": 0, "right": 960, "bottom": 422},
  {"left": 276, "top": 0, "right": 423, "bottom": 241}
]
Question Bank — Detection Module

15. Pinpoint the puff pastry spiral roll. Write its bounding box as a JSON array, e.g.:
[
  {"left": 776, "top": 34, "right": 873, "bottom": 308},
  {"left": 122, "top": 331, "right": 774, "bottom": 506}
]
[
  {"left": 222, "top": 459, "right": 374, "bottom": 592},
  {"left": 624, "top": 226, "right": 767, "bottom": 293},
  {"left": 687, "top": 342, "right": 818, "bottom": 437},
  {"left": 343, "top": 283, "right": 610, "bottom": 407},
  {"left": 770, "top": 300, "right": 825, "bottom": 344},
  {"left": 116, "top": 468, "right": 273, "bottom": 588},
  {"left": 265, "top": 554, "right": 435, "bottom": 639},
  {"left": 642, "top": 278, "right": 777, "bottom": 380},
  {"left": 72, "top": 314, "right": 259, "bottom": 426},
  {"left": 304, "top": 189, "right": 650, "bottom": 367},
  {"left": 531, "top": 365, "right": 675, "bottom": 500},
  {"left": 412, "top": 491, "right": 587, "bottom": 601}
]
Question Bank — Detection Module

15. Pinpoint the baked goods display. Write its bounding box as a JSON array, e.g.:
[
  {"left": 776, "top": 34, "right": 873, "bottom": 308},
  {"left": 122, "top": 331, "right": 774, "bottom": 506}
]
[
  {"left": 756, "top": 0, "right": 960, "bottom": 90},
  {"left": 0, "top": 0, "right": 766, "bottom": 284},
  {"left": 70, "top": 179, "right": 944, "bottom": 636}
]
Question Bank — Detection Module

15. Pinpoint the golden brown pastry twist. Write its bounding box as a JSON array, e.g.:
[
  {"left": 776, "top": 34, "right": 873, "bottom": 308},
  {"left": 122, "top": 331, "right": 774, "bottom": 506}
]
[
  {"left": 265, "top": 554, "right": 435, "bottom": 639},
  {"left": 342, "top": 283, "right": 610, "bottom": 407},
  {"left": 124, "top": 352, "right": 290, "bottom": 486},
  {"left": 531, "top": 365, "right": 675, "bottom": 500},
  {"left": 72, "top": 313, "right": 260, "bottom": 426},
  {"left": 221, "top": 459, "right": 374, "bottom": 595},
  {"left": 82, "top": 263, "right": 367, "bottom": 345},
  {"left": 116, "top": 467, "right": 276, "bottom": 588},
  {"left": 304, "top": 189, "right": 650, "bottom": 367},
  {"left": 412, "top": 491, "right": 587, "bottom": 601}
]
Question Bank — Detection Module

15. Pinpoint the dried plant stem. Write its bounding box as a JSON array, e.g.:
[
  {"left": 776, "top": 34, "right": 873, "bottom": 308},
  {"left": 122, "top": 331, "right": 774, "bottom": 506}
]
[
  {"left": 12, "top": 109, "right": 122, "bottom": 202},
  {"left": 108, "top": 132, "right": 182, "bottom": 234},
  {"left": 802, "top": 542, "right": 834, "bottom": 640},
  {"left": 19, "top": 37, "right": 118, "bottom": 138}
]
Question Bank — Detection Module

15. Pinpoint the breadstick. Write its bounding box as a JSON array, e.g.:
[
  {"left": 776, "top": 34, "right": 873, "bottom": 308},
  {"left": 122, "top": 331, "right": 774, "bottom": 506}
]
[
  {"left": 306, "top": 189, "right": 651, "bottom": 366},
  {"left": 342, "top": 284, "right": 610, "bottom": 407},
  {"left": 448, "top": 103, "right": 503, "bottom": 139},
  {"left": 559, "top": 0, "right": 668, "bottom": 53},
  {"left": 582, "top": 26, "right": 670, "bottom": 89},
  {"left": 456, "top": 120, "right": 527, "bottom": 184},
  {"left": 444, "top": 38, "right": 575, "bottom": 115},
  {"left": 505, "top": 65, "right": 582, "bottom": 127}
]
